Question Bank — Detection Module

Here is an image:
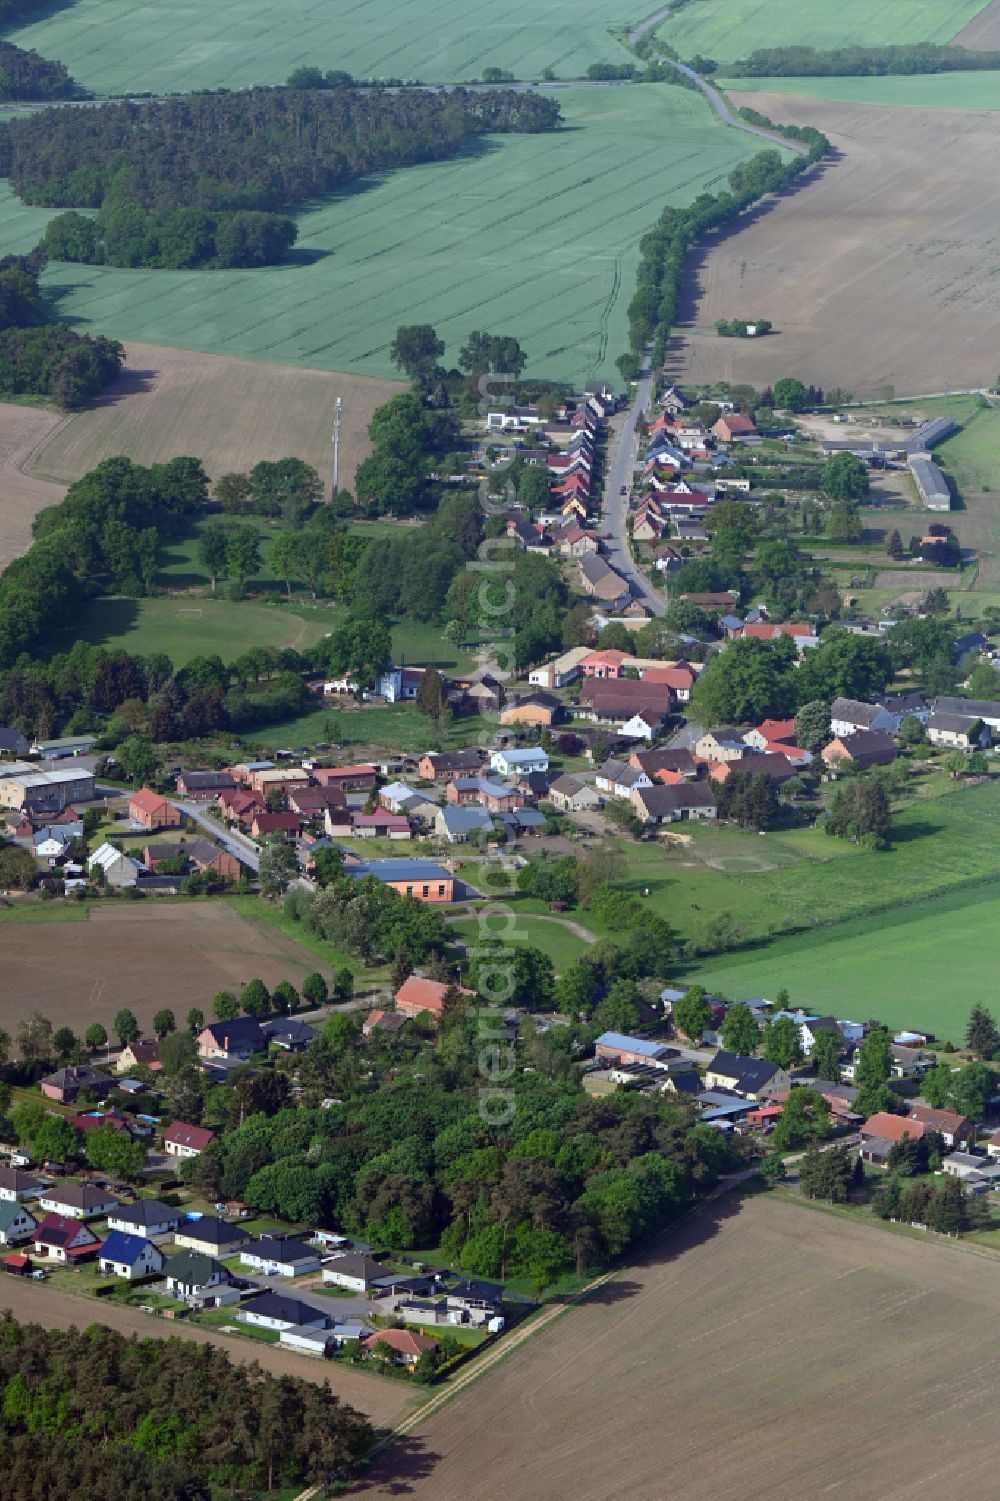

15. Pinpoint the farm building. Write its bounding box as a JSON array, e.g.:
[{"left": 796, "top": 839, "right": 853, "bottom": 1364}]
[
  {"left": 909, "top": 453, "right": 951, "bottom": 510},
  {"left": 0, "top": 762, "right": 95, "bottom": 811},
  {"left": 128, "top": 787, "right": 183, "bottom": 830}
]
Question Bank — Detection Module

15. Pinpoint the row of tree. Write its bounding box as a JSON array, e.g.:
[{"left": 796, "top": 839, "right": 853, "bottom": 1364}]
[{"left": 729, "top": 43, "right": 1000, "bottom": 77}]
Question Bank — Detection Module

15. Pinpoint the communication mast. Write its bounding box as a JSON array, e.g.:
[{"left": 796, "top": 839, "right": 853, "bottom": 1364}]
[{"left": 331, "top": 396, "right": 343, "bottom": 500}]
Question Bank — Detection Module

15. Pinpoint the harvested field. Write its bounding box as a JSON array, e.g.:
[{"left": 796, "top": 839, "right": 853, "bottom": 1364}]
[
  {"left": 873, "top": 568, "right": 959, "bottom": 588},
  {"left": 0, "top": 1276, "right": 410, "bottom": 1430},
  {"left": 362, "top": 1192, "right": 1000, "bottom": 1500},
  {"left": 954, "top": 0, "right": 1000, "bottom": 46},
  {"left": 0, "top": 902, "right": 325, "bottom": 1034},
  {"left": 0, "top": 402, "right": 66, "bottom": 568},
  {"left": 25, "top": 343, "right": 403, "bottom": 491},
  {"left": 672, "top": 94, "right": 1000, "bottom": 398},
  {"left": 718, "top": 70, "right": 1000, "bottom": 108}
]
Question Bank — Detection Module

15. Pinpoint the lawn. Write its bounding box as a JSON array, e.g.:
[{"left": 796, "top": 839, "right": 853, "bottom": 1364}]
[
  {"left": 36, "top": 588, "right": 475, "bottom": 673},
  {"left": 22, "top": 86, "right": 768, "bottom": 387},
  {"left": 223, "top": 894, "right": 391, "bottom": 986},
  {"left": 8, "top": 0, "right": 638, "bottom": 93},
  {"left": 722, "top": 71, "right": 1000, "bottom": 109},
  {"left": 448, "top": 913, "right": 591, "bottom": 973},
  {"left": 245, "top": 701, "right": 478, "bottom": 754},
  {"left": 686, "top": 879, "right": 1000, "bottom": 1041},
  {"left": 656, "top": 0, "right": 990, "bottom": 64}
]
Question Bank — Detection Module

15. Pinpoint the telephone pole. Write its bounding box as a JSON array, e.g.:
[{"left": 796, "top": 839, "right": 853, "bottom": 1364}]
[{"left": 331, "top": 396, "right": 342, "bottom": 501}]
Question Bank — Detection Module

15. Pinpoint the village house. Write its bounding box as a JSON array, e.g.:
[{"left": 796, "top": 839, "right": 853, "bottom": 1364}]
[
  {"left": 116, "top": 1038, "right": 162, "bottom": 1074},
  {"left": 197, "top": 1017, "right": 265, "bottom": 1062},
  {"left": 98, "top": 1231, "right": 165, "bottom": 1280},
  {"left": 250, "top": 811, "right": 301, "bottom": 842},
  {"left": 704, "top": 1052, "right": 792, "bottom": 1101},
  {"left": 0, "top": 1168, "right": 44, "bottom": 1203},
  {"left": 595, "top": 759, "right": 652, "bottom": 799},
  {"left": 528, "top": 645, "right": 591, "bottom": 690},
  {"left": 313, "top": 763, "right": 379, "bottom": 793},
  {"left": 548, "top": 774, "right": 602, "bottom": 813},
  {"left": 490, "top": 747, "right": 549, "bottom": 778},
  {"left": 39, "top": 1064, "right": 112, "bottom": 1104},
  {"left": 447, "top": 777, "right": 524, "bottom": 812},
  {"left": 418, "top": 749, "right": 485, "bottom": 782},
  {"left": 107, "top": 1200, "right": 181, "bottom": 1238},
  {"left": 395, "top": 974, "right": 473, "bottom": 1023},
  {"left": 163, "top": 1121, "right": 215, "bottom": 1159},
  {"left": 262, "top": 1018, "right": 316, "bottom": 1053},
  {"left": 33, "top": 1214, "right": 100, "bottom": 1262},
  {"left": 859, "top": 1112, "right": 926, "bottom": 1167},
  {"left": 287, "top": 784, "right": 347, "bottom": 818},
  {"left": 578, "top": 555, "right": 631, "bottom": 611},
  {"left": 579, "top": 680, "right": 673, "bottom": 738},
  {"left": 164, "top": 1250, "right": 237, "bottom": 1305},
  {"left": 932, "top": 695, "right": 1000, "bottom": 731},
  {"left": 0, "top": 725, "right": 30, "bottom": 757},
  {"left": 175, "top": 770, "right": 236, "bottom": 801},
  {"left": 436, "top": 805, "right": 494, "bottom": 844},
  {"left": 829, "top": 697, "right": 895, "bottom": 738},
  {"left": 926, "top": 712, "right": 990, "bottom": 750},
  {"left": 693, "top": 729, "right": 750, "bottom": 764},
  {"left": 708, "top": 753, "right": 797, "bottom": 787},
  {"left": 363, "top": 1328, "right": 439, "bottom": 1370},
  {"left": 712, "top": 413, "right": 757, "bottom": 442},
  {"left": 128, "top": 787, "right": 183, "bottom": 831},
  {"left": 907, "top": 1104, "right": 974, "bottom": 1147},
  {"left": 240, "top": 1236, "right": 322, "bottom": 1278},
  {"left": 822, "top": 730, "right": 897, "bottom": 771},
  {"left": 240, "top": 1291, "right": 329, "bottom": 1333},
  {"left": 631, "top": 783, "right": 718, "bottom": 826},
  {"left": 630, "top": 747, "right": 698, "bottom": 781},
  {"left": 173, "top": 1217, "right": 252, "bottom": 1259},
  {"left": 322, "top": 1252, "right": 387, "bottom": 1293},
  {"left": 0, "top": 1202, "right": 37, "bottom": 1245}
]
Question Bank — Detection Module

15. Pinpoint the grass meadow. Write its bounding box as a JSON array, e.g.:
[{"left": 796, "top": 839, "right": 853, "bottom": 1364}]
[
  {"left": 8, "top": 0, "right": 637, "bottom": 94},
  {"left": 23, "top": 87, "right": 765, "bottom": 387},
  {"left": 723, "top": 72, "right": 1000, "bottom": 109},
  {"left": 686, "top": 881, "right": 1000, "bottom": 1040},
  {"left": 655, "top": 0, "right": 991, "bottom": 65}
]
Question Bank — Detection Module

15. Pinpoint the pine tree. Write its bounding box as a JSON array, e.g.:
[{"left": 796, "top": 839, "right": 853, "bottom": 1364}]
[{"left": 965, "top": 1002, "right": 1000, "bottom": 1060}]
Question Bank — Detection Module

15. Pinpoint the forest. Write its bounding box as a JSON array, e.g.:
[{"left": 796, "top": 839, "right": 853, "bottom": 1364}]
[
  {"left": 0, "top": 1315, "right": 373, "bottom": 1499},
  {"left": 0, "top": 36, "right": 80, "bottom": 99},
  {"left": 2, "top": 87, "right": 562, "bottom": 268},
  {"left": 0, "top": 250, "right": 124, "bottom": 405}
]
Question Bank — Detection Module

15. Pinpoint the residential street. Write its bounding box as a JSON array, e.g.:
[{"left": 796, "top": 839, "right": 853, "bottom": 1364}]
[
  {"left": 602, "top": 354, "right": 666, "bottom": 618},
  {"left": 172, "top": 798, "right": 261, "bottom": 873}
]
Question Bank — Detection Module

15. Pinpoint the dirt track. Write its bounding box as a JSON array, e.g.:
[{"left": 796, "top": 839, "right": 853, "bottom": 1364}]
[
  {"left": 0, "top": 402, "right": 67, "bottom": 568},
  {"left": 358, "top": 1193, "right": 1000, "bottom": 1499},
  {"left": 1, "top": 1275, "right": 411, "bottom": 1430},
  {"left": 25, "top": 342, "right": 404, "bottom": 491},
  {"left": 673, "top": 95, "right": 1000, "bottom": 398}
]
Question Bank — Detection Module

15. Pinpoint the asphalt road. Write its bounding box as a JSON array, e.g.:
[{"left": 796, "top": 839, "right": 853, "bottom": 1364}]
[
  {"left": 602, "top": 354, "right": 667, "bottom": 618},
  {"left": 172, "top": 799, "right": 261, "bottom": 873}
]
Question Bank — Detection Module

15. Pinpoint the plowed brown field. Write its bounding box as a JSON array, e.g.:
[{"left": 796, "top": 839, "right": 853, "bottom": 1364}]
[
  {"left": 25, "top": 343, "right": 404, "bottom": 491},
  {"left": 0, "top": 402, "right": 66, "bottom": 568},
  {"left": 673, "top": 95, "right": 1000, "bottom": 398},
  {"left": 359, "top": 1193, "right": 1000, "bottom": 1500}
]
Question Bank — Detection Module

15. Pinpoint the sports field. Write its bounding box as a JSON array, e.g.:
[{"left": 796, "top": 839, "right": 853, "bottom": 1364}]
[
  {"left": 687, "top": 880, "right": 1000, "bottom": 1040},
  {"left": 16, "top": 88, "right": 764, "bottom": 387},
  {"left": 362, "top": 1192, "right": 1000, "bottom": 1501},
  {"left": 718, "top": 71, "right": 1000, "bottom": 108},
  {"left": 7, "top": 0, "right": 636, "bottom": 93},
  {"left": 655, "top": 0, "right": 990, "bottom": 64}
]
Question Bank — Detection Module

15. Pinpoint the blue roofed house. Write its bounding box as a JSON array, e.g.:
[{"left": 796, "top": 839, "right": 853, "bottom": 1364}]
[
  {"left": 594, "top": 1032, "right": 671, "bottom": 1066},
  {"left": 436, "top": 805, "right": 494, "bottom": 844},
  {"left": 98, "top": 1230, "right": 166, "bottom": 1280}
]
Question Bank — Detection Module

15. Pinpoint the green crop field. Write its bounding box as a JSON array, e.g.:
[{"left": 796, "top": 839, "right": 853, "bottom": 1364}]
[
  {"left": 686, "top": 881, "right": 1000, "bottom": 1040},
  {"left": 13, "top": 87, "right": 766, "bottom": 387},
  {"left": 722, "top": 71, "right": 1000, "bottom": 109},
  {"left": 656, "top": 0, "right": 990, "bottom": 65},
  {"left": 8, "top": 0, "right": 637, "bottom": 94}
]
